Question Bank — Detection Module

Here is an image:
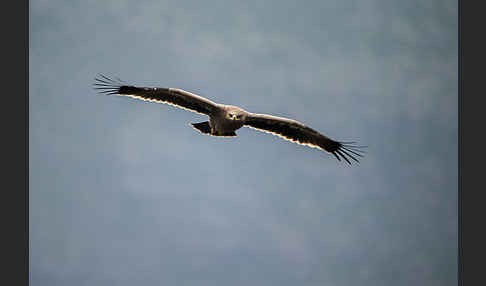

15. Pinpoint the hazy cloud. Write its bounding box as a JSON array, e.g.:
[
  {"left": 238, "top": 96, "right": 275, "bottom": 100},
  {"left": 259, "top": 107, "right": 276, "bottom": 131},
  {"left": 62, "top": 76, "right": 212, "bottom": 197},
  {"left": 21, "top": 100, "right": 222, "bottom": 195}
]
[{"left": 30, "top": 0, "right": 457, "bottom": 285}]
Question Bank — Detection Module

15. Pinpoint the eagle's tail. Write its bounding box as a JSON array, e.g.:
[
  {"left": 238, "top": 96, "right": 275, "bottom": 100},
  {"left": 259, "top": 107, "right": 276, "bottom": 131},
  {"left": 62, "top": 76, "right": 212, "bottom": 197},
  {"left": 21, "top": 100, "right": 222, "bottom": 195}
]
[
  {"left": 190, "top": 122, "right": 237, "bottom": 137},
  {"left": 190, "top": 121, "right": 211, "bottom": 134}
]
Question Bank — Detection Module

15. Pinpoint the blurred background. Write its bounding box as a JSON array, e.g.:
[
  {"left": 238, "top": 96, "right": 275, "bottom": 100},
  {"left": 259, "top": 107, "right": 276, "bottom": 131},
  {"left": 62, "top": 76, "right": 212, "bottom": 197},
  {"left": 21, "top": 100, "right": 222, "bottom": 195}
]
[{"left": 30, "top": 0, "right": 457, "bottom": 285}]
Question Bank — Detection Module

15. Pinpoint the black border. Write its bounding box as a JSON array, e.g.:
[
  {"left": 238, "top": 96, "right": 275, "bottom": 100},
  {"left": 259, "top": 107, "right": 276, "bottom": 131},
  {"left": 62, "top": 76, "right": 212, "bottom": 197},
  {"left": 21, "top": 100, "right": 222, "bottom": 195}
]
[
  {"left": 5, "top": 0, "right": 28, "bottom": 285},
  {"left": 459, "top": 1, "right": 483, "bottom": 285}
]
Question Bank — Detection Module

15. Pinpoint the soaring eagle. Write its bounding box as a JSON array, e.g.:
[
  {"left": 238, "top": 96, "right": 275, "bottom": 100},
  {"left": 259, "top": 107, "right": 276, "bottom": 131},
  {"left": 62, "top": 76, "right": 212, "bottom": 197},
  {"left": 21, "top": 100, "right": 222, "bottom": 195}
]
[{"left": 94, "top": 75, "right": 365, "bottom": 164}]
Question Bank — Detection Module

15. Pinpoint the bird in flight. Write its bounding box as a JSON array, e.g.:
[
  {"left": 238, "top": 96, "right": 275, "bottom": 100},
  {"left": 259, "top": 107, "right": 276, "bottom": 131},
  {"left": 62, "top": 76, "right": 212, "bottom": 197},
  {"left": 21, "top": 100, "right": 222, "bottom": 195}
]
[{"left": 94, "top": 75, "right": 365, "bottom": 164}]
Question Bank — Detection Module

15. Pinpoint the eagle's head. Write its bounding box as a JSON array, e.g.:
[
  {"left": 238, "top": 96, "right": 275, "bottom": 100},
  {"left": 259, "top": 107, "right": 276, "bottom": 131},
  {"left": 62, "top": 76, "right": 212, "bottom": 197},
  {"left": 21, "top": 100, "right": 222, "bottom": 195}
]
[{"left": 225, "top": 106, "right": 247, "bottom": 121}]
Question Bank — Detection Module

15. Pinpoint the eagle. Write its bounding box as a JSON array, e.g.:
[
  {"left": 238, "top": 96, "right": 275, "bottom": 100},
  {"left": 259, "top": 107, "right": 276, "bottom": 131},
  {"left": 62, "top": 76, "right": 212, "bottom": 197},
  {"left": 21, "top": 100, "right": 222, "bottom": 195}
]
[{"left": 94, "top": 75, "right": 365, "bottom": 164}]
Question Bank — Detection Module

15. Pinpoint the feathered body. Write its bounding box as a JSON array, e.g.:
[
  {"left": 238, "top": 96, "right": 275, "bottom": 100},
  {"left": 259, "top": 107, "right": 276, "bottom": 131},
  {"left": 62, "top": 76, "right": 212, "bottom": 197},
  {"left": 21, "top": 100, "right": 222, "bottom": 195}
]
[{"left": 208, "top": 105, "right": 247, "bottom": 136}]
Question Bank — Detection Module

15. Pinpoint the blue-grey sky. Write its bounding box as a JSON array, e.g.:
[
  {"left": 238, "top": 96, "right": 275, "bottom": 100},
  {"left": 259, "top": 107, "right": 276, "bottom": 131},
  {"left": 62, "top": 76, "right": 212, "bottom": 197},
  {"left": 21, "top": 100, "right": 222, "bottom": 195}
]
[{"left": 30, "top": 0, "right": 457, "bottom": 285}]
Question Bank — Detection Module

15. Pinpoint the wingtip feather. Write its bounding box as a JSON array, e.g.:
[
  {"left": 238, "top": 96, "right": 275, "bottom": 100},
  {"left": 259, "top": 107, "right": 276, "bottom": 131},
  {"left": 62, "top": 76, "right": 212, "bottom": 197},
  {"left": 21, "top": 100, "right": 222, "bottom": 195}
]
[{"left": 93, "top": 74, "right": 124, "bottom": 95}]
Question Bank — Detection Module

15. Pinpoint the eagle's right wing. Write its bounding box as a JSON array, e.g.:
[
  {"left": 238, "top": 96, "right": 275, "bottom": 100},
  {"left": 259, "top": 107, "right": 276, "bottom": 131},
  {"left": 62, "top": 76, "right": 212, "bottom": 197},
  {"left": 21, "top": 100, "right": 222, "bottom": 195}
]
[{"left": 94, "top": 75, "right": 220, "bottom": 116}]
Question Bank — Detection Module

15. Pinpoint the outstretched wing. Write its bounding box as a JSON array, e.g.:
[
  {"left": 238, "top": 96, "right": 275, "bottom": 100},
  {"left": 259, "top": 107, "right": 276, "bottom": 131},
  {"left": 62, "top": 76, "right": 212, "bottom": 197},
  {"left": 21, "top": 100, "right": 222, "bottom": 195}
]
[
  {"left": 94, "top": 75, "right": 219, "bottom": 116},
  {"left": 244, "top": 113, "right": 365, "bottom": 164}
]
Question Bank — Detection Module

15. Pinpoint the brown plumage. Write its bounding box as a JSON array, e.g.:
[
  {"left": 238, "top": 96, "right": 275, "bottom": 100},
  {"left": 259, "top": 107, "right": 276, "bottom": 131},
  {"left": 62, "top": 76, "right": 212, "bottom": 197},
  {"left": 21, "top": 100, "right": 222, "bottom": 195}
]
[{"left": 94, "top": 75, "right": 365, "bottom": 164}]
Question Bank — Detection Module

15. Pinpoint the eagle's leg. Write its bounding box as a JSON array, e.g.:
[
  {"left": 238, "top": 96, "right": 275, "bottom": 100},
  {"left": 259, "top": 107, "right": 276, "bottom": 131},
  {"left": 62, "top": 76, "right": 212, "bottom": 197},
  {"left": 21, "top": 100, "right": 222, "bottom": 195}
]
[
  {"left": 218, "top": 131, "right": 237, "bottom": 137},
  {"left": 213, "top": 129, "right": 237, "bottom": 137}
]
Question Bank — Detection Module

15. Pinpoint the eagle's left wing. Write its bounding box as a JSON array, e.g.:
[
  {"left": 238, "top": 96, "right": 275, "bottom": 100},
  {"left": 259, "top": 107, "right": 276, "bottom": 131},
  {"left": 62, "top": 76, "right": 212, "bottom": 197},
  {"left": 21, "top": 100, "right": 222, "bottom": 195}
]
[
  {"left": 244, "top": 113, "right": 364, "bottom": 164},
  {"left": 94, "top": 75, "right": 219, "bottom": 116}
]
